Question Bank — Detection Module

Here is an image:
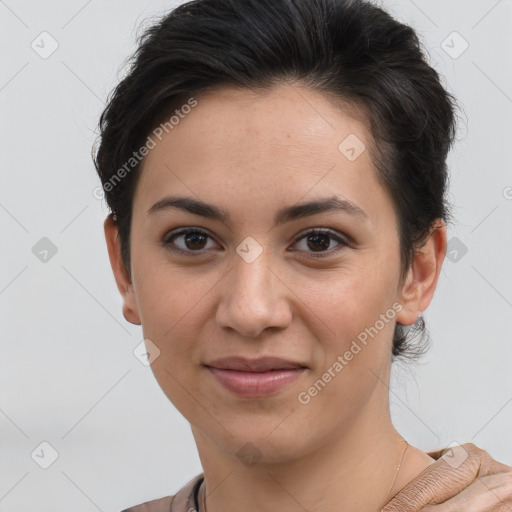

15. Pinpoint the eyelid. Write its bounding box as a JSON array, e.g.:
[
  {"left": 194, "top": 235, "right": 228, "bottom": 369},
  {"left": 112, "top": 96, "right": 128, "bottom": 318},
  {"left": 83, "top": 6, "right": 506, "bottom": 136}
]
[
  {"left": 162, "top": 226, "right": 349, "bottom": 257},
  {"left": 294, "top": 226, "right": 347, "bottom": 242}
]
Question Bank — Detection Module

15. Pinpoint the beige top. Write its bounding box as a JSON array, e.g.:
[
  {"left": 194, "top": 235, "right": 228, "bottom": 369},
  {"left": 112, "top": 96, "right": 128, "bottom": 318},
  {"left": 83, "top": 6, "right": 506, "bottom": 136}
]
[{"left": 119, "top": 445, "right": 485, "bottom": 512}]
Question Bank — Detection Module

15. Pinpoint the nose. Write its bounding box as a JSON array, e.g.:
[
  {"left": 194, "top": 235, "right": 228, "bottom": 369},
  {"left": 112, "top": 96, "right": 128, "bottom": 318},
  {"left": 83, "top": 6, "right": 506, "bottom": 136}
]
[{"left": 215, "top": 251, "right": 293, "bottom": 339}]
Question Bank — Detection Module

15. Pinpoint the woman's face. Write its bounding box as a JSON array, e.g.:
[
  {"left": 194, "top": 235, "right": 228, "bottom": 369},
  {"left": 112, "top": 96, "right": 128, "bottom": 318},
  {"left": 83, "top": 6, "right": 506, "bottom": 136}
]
[{"left": 106, "top": 84, "right": 436, "bottom": 463}]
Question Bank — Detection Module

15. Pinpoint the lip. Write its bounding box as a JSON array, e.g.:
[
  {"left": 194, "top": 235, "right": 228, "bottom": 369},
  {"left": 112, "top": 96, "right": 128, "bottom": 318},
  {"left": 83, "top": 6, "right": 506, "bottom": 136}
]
[
  {"left": 205, "top": 356, "right": 307, "bottom": 372},
  {"left": 204, "top": 356, "right": 307, "bottom": 398}
]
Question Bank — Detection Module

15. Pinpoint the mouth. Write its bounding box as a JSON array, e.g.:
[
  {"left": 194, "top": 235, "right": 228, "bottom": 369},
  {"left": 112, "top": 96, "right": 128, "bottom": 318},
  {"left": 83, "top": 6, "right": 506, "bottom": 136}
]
[
  {"left": 203, "top": 356, "right": 308, "bottom": 398},
  {"left": 205, "top": 355, "right": 307, "bottom": 372}
]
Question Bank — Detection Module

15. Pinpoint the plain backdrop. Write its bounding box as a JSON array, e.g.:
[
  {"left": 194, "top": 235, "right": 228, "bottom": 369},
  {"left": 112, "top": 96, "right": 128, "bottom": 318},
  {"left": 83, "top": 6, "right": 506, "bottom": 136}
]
[{"left": 1, "top": 0, "right": 511, "bottom": 510}]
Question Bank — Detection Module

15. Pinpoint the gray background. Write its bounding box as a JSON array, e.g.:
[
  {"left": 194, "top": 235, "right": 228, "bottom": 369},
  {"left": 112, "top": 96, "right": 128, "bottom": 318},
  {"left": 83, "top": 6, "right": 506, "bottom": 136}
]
[{"left": 1, "top": 0, "right": 511, "bottom": 510}]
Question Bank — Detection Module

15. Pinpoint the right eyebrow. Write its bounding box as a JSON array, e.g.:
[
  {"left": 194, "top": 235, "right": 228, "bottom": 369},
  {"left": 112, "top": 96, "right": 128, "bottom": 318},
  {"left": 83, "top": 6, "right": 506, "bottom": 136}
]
[{"left": 147, "top": 194, "right": 368, "bottom": 229}]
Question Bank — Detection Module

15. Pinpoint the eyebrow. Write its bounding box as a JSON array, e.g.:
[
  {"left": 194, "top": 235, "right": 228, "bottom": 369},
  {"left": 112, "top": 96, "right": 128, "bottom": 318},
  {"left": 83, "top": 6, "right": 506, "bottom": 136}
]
[{"left": 147, "top": 194, "right": 368, "bottom": 227}]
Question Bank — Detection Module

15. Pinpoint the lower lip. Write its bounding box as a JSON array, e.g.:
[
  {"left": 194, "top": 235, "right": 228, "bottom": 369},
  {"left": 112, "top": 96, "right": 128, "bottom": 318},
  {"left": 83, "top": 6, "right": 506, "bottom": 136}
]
[{"left": 206, "top": 366, "right": 306, "bottom": 398}]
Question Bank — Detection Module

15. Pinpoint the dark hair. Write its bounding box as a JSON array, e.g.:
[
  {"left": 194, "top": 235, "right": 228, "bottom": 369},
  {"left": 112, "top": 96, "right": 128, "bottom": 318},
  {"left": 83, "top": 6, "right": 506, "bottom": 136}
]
[{"left": 92, "top": 0, "right": 459, "bottom": 362}]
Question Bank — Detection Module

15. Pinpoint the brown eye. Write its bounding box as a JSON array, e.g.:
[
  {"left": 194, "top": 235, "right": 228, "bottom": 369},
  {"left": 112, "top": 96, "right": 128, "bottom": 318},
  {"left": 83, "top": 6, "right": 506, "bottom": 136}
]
[
  {"left": 163, "top": 228, "right": 219, "bottom": 255},
  {"left": 305, "top": 233, "right": 330, "bottom": 251},
  {"left": 182, "top": 231, "right": 208, "bottom": 250},
  {"left": 292, "top": 228, "right": 347, "bottom": 258}
]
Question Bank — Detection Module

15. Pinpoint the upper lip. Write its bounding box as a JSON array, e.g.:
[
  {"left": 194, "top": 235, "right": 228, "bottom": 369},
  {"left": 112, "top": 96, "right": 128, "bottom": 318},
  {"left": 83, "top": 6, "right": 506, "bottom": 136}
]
[{"left": 204, "top": 356, "right": 307, "bottom": 372}]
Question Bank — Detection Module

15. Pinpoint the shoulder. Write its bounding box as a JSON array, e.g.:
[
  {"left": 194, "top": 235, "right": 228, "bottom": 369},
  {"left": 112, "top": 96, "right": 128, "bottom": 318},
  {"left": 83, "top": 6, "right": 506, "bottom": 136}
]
[
  {"left": 383, "top": 443, "right": 497, "bottom": 510},
  {"left": 120, "top": 473, "right": 204, "bottom": 512}
]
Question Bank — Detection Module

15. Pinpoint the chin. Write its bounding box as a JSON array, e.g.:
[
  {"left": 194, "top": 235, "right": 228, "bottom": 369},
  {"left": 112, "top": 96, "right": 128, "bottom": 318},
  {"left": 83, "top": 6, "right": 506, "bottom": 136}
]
[{"left": 216, "top": 420, "right": 315, "bottom": 464}]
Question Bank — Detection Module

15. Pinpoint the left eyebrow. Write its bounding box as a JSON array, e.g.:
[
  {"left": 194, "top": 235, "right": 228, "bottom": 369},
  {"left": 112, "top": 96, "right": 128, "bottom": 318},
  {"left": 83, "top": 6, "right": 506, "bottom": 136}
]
[
  {"left": 275, "top": 196, "right": 368, "bottom": 224},
  {"left": 147, "top": 194, "right": 368, "bottom": 229}
]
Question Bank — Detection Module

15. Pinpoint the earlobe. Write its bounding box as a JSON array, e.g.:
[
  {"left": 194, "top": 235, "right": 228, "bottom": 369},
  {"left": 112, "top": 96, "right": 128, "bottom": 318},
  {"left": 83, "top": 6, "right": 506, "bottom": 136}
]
[
  {"left": 103, "top": 214, "right": 142, "bottom": 326},
  {"left": 395, "top": 220, "right": 447, "bottom": 326}
]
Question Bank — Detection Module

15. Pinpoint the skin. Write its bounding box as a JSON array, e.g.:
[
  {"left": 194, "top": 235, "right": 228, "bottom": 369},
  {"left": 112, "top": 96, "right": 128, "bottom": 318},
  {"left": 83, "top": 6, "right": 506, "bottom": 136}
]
[{"left": 104, "top": 83, "right": 452, "bottom": 511}]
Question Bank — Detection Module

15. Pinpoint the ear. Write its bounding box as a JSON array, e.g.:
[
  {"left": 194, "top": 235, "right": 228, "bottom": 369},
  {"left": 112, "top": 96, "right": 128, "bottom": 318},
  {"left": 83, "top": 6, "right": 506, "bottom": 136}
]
[
  {"left": 395, "top": 219, "right": 447, "bottom": 326},
  {"left": 103, "top": 214, "right": 142, "bottom": 326}
]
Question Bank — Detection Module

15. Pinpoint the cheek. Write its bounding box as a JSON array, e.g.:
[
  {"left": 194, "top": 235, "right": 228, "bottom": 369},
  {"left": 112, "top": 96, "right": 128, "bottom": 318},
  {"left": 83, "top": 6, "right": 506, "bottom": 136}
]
[
  {"left": 134, "top": 257, "right": 210, "bottom": 335},
  {"left": 136, "top": 270, "right": 210, "bottom": 421},
  {"left": 300, "top": 261, "right": 398, "bottom": 343},
  {"left": 296, "top": 276, "right": 396, "bottom": 424},
  {"left": 292, "top": 257, "right": 398, "bottom": 406},
  {"left": 132, "top": 263, "right": 211, "bottom": 385}
]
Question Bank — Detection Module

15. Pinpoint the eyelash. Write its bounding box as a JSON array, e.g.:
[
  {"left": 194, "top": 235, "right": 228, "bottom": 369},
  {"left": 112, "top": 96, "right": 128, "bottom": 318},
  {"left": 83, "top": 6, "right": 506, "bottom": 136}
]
[{"left": 162, "top": 227, "right": 348, "bottom": 259}]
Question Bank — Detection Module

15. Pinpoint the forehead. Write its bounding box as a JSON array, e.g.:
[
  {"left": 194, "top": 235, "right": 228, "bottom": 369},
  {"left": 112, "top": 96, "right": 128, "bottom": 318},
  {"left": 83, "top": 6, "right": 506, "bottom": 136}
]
[
  {"left": 144, "top": 84, "right": 368, "bottom": 160},
  {"left": 133, "top": 84, "right": 394, "bottom": 227}
]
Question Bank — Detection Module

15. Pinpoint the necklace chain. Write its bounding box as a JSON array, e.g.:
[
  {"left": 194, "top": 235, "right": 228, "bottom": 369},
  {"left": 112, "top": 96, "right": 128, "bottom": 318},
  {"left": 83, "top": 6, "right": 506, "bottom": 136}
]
[
  {"left": 381, "top": 436, "right": 409, "bottom": 507},
  {"left": 199, "top": 437, "right": 409, "bottom": 512}
]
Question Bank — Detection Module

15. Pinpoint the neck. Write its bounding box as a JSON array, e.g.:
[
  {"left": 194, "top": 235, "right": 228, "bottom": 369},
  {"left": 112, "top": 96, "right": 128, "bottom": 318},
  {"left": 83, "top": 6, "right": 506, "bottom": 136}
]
[{"left": 192, "top": 401, "right": 420, "bottom": 512}]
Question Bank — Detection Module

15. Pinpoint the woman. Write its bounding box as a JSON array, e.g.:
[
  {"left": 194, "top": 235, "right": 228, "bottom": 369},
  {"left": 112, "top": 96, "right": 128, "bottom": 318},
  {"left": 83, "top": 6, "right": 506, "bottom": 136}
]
[{"left": 93, "top": 0, "right": 512, "bottom": 510}]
